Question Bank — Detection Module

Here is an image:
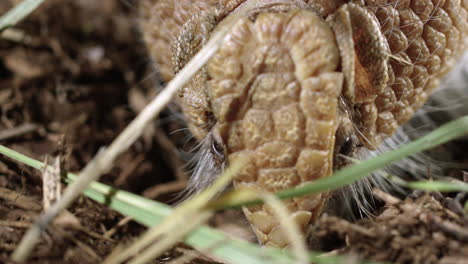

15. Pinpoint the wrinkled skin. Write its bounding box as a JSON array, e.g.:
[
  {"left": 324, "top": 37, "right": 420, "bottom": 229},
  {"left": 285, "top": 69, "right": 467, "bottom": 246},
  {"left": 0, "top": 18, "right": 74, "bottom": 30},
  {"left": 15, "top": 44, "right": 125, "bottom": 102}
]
[{"left": 140, "top": 0, "right": 467, "bottom": 247}]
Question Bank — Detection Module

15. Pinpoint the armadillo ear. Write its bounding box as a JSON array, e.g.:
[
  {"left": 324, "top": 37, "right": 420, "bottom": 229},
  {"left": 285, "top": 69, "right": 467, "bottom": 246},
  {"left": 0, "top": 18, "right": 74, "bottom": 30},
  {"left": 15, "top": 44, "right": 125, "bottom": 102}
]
[{"left": 328, "top": 3, "right": 390, "bottom": 104}]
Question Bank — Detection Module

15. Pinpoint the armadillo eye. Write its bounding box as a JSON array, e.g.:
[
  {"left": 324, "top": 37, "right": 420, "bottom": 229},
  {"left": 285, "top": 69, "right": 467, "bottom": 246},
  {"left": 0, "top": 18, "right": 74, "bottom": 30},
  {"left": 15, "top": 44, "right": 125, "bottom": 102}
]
[
  {"left": 338, "top": 136, "right": 353, "bottom": 156},
  {"left": 211, "top": 139, "right": 224, "bottom": 158}
]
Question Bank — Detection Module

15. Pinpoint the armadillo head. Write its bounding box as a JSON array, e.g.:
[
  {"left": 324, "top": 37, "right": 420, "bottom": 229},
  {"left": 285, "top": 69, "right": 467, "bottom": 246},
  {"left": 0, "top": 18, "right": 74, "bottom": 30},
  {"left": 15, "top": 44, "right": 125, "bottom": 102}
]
[
  {"left": 209, "top": 9, "right": 343, "bottom": 247},
  {"left": 163, "top": 0, "right": 468, "bottom": 248},
  {"left": 174, "top": 1, "right": 385, "bottom": 247}
]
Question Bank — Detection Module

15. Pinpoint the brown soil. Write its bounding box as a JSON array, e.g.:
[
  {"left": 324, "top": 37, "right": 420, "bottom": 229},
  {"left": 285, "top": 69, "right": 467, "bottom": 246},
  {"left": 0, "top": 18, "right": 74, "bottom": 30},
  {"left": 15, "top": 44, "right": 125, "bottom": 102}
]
[
  {"left": 315, "top": 190, "right": 468, "bottom": 264},
  {"left": 0, "top": 1, "right": 466, "bottom": 264}
]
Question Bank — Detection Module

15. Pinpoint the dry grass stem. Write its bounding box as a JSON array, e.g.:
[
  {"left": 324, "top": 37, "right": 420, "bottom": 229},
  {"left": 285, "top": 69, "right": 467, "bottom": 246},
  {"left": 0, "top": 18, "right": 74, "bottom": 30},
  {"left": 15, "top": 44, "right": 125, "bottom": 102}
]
[
  {"left": 11, "top": 14, "right": 241, "bottom": 262},
  {"left": 0, "top": 123, "right": 38, "bottom": 141},
  {"left": 104, "top": 157, "right": 246, "bottom": 264},
  {"left": 128, "top": 211, "right": 213, "bottom": 264},
  {"left": 260, "top": 193, "right": 309, "bottom": 264},
  {"left": 41, "top": 156, "right": 62, "bottom": 210},
  {"left": 0, "top": 0, "right": 46, "bottom": 31}
]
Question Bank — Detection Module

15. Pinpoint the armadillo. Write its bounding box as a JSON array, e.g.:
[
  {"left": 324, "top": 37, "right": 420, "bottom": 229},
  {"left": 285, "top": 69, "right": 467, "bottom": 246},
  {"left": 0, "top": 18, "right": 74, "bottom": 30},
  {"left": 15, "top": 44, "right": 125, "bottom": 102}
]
[{"left": 139, "top": 0, "right": 467, "bottom": 247}]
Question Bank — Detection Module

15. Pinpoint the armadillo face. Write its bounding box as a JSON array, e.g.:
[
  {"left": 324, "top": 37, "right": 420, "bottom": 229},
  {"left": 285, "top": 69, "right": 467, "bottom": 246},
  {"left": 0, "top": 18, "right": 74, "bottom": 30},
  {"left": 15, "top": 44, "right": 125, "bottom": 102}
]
[
  {"left": 140, "top": 0, "right": 467, "bottom": 248},
  {"left": 207, "top": 9, "right": 343, "bottom": 247}
]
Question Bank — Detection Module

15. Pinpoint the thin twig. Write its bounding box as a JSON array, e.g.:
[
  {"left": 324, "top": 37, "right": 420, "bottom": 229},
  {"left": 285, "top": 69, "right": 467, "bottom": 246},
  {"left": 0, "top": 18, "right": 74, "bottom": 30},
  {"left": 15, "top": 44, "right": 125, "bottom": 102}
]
[
  {"left": 102, "top": 216, "right": 133, "bottom": 240},
  {"left": 1, "top": 28, "right": 32, "bottom": 43},
  {"left": 143, "top": 180, "right": 187, "bottom": 199},
  {"left": 0, "top": 123, "right": 38, "bottom": 141},
  {"left": 0, "top": 220, "right": 31, "bottom": 228},
  {"left": 372, "top": 188, "right": 402, "bottom": 205},
  {"left": 0, "top": 187, "right": 41, "bottom": 211}
]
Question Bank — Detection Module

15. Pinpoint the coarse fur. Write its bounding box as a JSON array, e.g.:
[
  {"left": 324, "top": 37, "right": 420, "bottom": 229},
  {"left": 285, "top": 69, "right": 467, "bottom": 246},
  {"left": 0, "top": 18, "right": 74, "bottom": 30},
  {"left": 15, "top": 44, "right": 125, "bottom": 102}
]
[
  {"left": 332, "top": 51, "right": 468, "bottom": 219},
  {"left": 182, "top": 131, "right": 227, "bottom": 198}
]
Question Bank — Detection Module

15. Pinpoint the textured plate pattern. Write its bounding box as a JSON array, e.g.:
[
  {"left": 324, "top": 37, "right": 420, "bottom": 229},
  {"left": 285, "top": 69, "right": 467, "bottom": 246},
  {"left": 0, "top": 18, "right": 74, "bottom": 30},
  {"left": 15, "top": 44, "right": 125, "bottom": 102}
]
[
  {"left": 139, "top": 0, "right": 217, "bottom": 81},
  {"left": 206, "top": 11, "right": 342, "bottom": 246},
  {"left": 351, "top": 0, "right": 468, "bottom": 148}
]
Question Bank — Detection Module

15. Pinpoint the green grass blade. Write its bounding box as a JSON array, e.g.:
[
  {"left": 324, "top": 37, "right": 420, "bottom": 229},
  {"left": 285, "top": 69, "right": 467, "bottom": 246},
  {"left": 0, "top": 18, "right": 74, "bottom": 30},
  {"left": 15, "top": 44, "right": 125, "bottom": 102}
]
[
  {"left": 4, "top": 113, "right": 466, "bottom": 263},
  {"left": 278, "top": 116, "right": 468, "bottom": 199},
  {"left": 406, "top": 180, "right": 468, "bottom": 192},
  {"left": 0, "top": 145, "right": 292, "bottom": 263},
  {"left": 0, "top": 145, "right": 383, "bottom": 264},
  {"left": 0, "top": 0, "right": 46, "bottom": 31},
  {"left": 211, "top": 116, "right": 468, "bottom": 209}
]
